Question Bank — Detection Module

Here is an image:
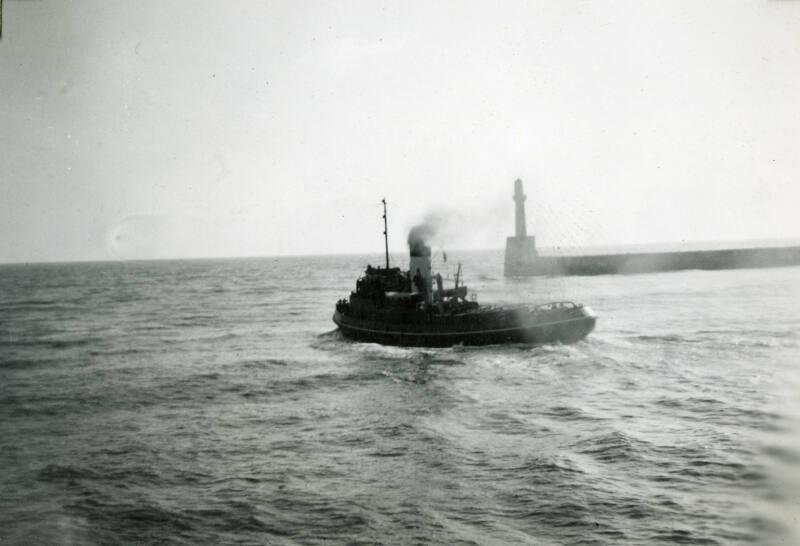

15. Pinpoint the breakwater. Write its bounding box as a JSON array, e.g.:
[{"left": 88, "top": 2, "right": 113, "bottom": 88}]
[{"left": 504, "top": 242, "right": 800, "bottom": 277}]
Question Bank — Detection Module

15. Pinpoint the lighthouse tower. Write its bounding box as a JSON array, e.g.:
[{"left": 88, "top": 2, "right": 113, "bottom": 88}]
[
  {"left": 504, "top": 179, "right": 538, "bottom": 276},
  {"left": 513, "top": 179, "right": 528, "bottom": 238}
]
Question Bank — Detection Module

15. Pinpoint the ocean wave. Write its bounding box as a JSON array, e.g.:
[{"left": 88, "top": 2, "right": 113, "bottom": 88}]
[
  {"left": 1, "top": 336, "right": 104, "bottom": 350},
  {"left": 239, "top": 357, "right": 291, "bottom": 369},
  {"left": 761, "top": 444, "right": 800, "bottom": 465},
  {"left": 629, "top": 334, "right": 695, "bottom": 344},
  {"left": 572, "top": 430, "right": 650, "bottom": 463},
  {"left": 542, "top": 405, "right": 604, "bottom": 422},
  {"left": 0, "top": 357, "right": 59, "bottom": 370},
  {"left": 37, "top": 464, "right": 100, "bottom": 482}
]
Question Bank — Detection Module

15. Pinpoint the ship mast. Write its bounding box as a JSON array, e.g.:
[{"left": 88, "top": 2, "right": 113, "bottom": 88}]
[{"left": 382, "top": 198, "right": 389, "bottom": 269}]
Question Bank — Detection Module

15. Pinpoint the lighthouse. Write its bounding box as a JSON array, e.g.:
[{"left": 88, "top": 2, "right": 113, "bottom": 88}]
[
  {"left": 513, "top": 179, "right": 528, "bottom": 238},
  {"left": 504, "top": 179, "right": 538, "bottom": 276}
]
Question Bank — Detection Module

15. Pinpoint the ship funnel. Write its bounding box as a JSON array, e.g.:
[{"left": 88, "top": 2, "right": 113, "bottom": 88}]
[
  {"left": 408, "top": 225, "right": 433, "bottom": 304},
  {"left": 409, "top": 244, "right": 432, "bottom": 305}
]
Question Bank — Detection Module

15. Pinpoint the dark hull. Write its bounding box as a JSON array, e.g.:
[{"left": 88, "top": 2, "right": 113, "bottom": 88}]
[
  {"left": 504, "top": 242, "right": 800, "bottom": 277},
  {"left": 333, "top": 308, "right": 596, "bottom": 347}
]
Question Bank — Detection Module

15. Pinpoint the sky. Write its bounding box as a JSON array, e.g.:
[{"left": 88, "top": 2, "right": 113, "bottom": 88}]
[{"left": 1, "top": 0, "right": 799, "bottom": 263}]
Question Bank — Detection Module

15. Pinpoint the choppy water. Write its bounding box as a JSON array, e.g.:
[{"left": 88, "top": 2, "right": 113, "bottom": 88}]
[{"left": 1, "top": 251, "right": 799, "bottom": 545}]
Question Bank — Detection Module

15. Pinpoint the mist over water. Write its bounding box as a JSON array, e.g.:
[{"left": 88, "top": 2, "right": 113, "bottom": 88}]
[{"left": 1, "top": 252, "right": 798, "bottom": 545}]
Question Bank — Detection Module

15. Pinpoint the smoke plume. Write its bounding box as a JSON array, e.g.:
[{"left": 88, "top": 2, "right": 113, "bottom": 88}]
[
  {"left": 406, "top": 201, "right": 509, "bottom": 255},
  {"left": 407, "top": 223, "right": 434, "bottom": 257}
]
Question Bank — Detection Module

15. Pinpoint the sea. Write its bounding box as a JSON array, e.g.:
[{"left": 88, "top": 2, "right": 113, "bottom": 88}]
[{"left": 1, "top": 250, "right": 798, "bottom": 545}]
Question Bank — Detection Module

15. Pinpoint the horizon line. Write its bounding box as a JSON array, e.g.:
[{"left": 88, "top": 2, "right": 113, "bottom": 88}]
[{"left": 2, "top": 236, "right": 800, "bottom": 267}]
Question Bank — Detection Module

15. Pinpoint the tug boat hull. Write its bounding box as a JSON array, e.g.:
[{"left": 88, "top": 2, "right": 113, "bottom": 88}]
[{"left": 333, "top": 304, "right": 596, "bottom": 347}]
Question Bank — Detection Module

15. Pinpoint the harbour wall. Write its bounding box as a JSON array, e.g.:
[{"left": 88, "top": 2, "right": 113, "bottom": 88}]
[{"left": 504, "top": 242, "right": 800, "bottom": 277}]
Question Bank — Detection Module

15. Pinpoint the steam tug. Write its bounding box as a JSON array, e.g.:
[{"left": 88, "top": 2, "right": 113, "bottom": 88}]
[{"left": 332, "top": 200, "right": 597, "bottom": 347}]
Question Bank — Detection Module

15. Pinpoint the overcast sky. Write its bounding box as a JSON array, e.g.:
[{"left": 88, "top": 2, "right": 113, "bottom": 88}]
[{"left": 1, "top": 1, "right": 799, "bottom": 263}]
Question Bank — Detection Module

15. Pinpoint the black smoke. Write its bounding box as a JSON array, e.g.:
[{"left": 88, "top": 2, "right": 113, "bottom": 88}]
[
  {"left": 405, "top": 200, "right": 509, "bottom": 257},
  {"left": 408, "top": 223, "right": 434, "bottom": 257}
]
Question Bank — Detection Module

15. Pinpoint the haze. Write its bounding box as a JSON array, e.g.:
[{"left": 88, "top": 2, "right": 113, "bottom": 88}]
[{"left": 1, "top": 1, "right": 799, "bottom": 263}]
